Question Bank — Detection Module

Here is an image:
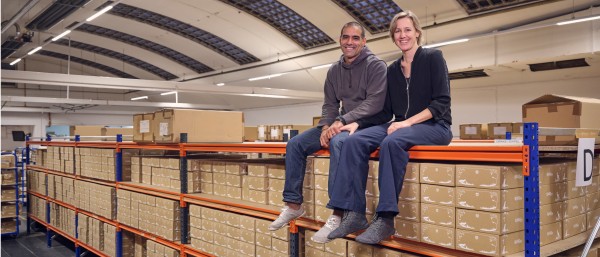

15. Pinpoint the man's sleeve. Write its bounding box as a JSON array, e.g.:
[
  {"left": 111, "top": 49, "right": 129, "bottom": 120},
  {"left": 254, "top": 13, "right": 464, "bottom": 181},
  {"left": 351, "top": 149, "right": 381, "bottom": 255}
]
[{"left": 318, "top": 72, "right": 340, "bottom": 127}]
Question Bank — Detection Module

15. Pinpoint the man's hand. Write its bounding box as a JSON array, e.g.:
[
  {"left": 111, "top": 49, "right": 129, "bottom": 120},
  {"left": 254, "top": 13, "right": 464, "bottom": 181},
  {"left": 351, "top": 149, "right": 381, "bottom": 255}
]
[
  {"left": 320, "top": 121, "right": 343, "bottom": 147},
  {"left": 387, "top": 120, "right": 412, "bottom": 135},
  {"left": 340, "top": 122, "right": 359, "bottom": 135}
]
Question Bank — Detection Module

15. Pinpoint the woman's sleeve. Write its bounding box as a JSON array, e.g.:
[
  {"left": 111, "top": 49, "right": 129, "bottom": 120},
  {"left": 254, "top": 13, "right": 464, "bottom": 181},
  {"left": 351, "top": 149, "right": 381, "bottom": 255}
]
[{"left": 427, "top": 50, "right": 451, "bottom": 121}]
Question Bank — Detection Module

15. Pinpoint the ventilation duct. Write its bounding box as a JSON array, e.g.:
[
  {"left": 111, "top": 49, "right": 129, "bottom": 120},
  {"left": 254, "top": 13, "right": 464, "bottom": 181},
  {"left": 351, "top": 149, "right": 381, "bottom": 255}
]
[
  {"left": 448, "top": 69, "right": 488, "bottom": 80},
  {"left": 1, "top": 40, "right": 26, "bottom": 60},
  {"left": 529, "top": 58, "right": 589, "bottom": 72}
]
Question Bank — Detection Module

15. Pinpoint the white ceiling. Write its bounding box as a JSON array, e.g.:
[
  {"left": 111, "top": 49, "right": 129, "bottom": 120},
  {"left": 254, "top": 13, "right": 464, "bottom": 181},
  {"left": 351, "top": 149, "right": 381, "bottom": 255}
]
[{"left": 1, "top": 0, "right": 600, "bottom": 114}]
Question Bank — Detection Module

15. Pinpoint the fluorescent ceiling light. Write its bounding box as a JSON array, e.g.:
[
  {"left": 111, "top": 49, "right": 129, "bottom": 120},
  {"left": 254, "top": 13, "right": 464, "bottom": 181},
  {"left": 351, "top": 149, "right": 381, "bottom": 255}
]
[
  {"left": 160, "top": 91, "right": 177, "bottom": 96},
  {"left": 241, "top": 93, "right": 291, "bottom": 99},
  {"left": 423, "top": 38, "right": 469, "bottom": 49},
  {"left": 556, "top": 15, "right": 600, "bottom": 26},
  {"left": 51, "top": 30, "right": 71, "bottom": 41},
  {"left": 216, "top": 83, "right": 225, "bottom": 86},
  {"left": 248, "top": 73, "right": 285, "bottom": 81},
  {"left": 131, "top": 96, "right": 148, "bottom": 101},
  {"left": 27, "top": 46, "right": 42, "bottom": 55},
  {"left": 86, "top": 5, "right": 113, "bottom": 22},
  {"left": 10, "top": 58, "right": 22, "bottom": 66},
  {"left": 311, "top": 64, "right": 332, "bottom": 70}
]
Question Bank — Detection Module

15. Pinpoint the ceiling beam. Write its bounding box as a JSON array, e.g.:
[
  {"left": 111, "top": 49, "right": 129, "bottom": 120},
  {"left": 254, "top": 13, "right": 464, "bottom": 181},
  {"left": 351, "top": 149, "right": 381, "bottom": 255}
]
[
  {"left": 1, "top": 70, "right": 324, "bottom": 101},
  {"left": 1, "top": 96, "right": 233, "bottom": 110}
]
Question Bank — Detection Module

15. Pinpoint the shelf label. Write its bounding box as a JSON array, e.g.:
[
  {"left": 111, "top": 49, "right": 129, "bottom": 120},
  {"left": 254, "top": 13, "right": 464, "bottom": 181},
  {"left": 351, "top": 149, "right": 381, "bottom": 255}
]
[
  {"left": 159, "top": 122, "right": 169, "bottom": 136},
  {"left": 576, "top": 137, "right": 595, "bottom": 187}
]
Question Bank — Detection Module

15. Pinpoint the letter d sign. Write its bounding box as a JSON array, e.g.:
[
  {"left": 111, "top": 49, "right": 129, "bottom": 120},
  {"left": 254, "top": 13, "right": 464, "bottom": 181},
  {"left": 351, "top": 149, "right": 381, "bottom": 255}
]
[{"left": 576, "top": 138, "right": 595, "bottom": 187}]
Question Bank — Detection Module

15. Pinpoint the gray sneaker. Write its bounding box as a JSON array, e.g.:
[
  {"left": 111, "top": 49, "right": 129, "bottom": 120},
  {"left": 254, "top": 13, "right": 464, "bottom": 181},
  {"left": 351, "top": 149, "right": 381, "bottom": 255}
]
[
  {"left": 355, "top": 215, "right": 395, "bottom": 244},
  {"left": 311, "top": 215, "right": 341, "bottom": 243},
  {"left": 327, "top": 210, "right": 368, "bottom": 239},
  {"left": 268, "top": 205, "right": 305, "bottom": 231}
]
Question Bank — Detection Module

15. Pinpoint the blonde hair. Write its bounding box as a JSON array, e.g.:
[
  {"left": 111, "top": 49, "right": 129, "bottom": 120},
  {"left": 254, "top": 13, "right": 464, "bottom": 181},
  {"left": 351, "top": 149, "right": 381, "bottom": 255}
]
[{"left": 389, "top": 10, "right": 423, "bottom": 45}]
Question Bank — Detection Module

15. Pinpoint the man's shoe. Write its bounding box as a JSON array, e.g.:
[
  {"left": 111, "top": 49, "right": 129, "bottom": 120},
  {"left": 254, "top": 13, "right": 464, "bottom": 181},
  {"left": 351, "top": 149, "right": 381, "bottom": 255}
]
[
  {"left": 327, "top": 210, "right": 368, "bottom": 239},
  {"left": 268, "top": 205, "right": 305, "bottom": 231},
  {"left": 355, "top": 215, "right": 395, "bottom": 244},
  {"left": 311, "top": 215, "right": 341, "bottom": 243}
]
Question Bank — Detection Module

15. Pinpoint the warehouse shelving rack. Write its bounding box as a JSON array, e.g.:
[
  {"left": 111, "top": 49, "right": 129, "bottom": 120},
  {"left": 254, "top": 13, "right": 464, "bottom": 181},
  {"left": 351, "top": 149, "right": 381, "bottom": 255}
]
[
  {"left": 2, "top": 151, "right": 20, "bottom": 237},
  {"left": 23, "top": 122, "right": 598, "bottom": 257}
]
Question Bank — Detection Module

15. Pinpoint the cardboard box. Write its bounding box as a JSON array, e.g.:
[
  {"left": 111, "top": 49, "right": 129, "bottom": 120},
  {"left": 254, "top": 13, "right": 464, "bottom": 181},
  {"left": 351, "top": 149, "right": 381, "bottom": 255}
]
[
  {"left": 459, "top": 123, "right": 488, "bottom": 140},
  {"left": 404, "top": 162, "right": 420, "bottom": 183},
  {"left": 347, "top": 240, "right": 373, "bottom": 257},
  {"left": 313, "top": 116, "right": 321, "bottom": 127},
  {"left": 455, "top": 208, "right": 524, "bottom": 234},
  {"left": 396, "top": 201, "right": 420, "bottom": 222},
  {"left": 153, "top": 109, "right": 244, "bottom": 143},
  {"left": 420, "top": 184, "right": 454, "bottom": 206},
  {"left": 564, "top": 196, "right": 586, "bottom": 218},
  {"left": 455, "top": 187, "right": 524, "bottom": 212},
  {"left": 540, "top": 201, "right": 564, "bottom": 225},
  {"left": 538, "top": 161, "right": 567, "bottom": 185},
  {"left": 540, "top": 221, "right": 562, "bottom": 246},
  {"left": 398, "top": 182, "right": 420, "bottom": 202},
  {"left": 540, "top": 182, "right": 566, "bottom": 205},
  {"left": 244, "top": 126, "right": 258, "bottom": 141},
  {"left": 372, "top": 248, "right": 403, "bottom": 257},
  {"left": 522, "top": 94, "right": 600, "bottom": 145},
  {"left": 133, "top": 113, "right": 154, "bottom": 142},
  {"left": 420, "top": 224, "right": 454, "bottom": 249},
  {"left": 421, "top": 203, "right": 455, "bottom": 228},
  {"left": 563, "top": 214, "right": 587, "bottom": 239},
  {"left": 455, "top": 229, "right": 523, "bottom": 256},
  {"left": 487, "top": 122, "right": 513, "bottom": 139},
  {"left": 587, "top": 208, "right": 600, "bottom": 230},
  {"left": 419, "top": 163, "right": 455, "bottom": 186},
  {"left": 325, "top": 238, "right": 348, "bottom": 256},
  {"left": 394, "top": 219, "right": 420, "bottom": 242},
  {"left": 455, "top": 164, "right": 523, "bottom": 189},
  {"left": 313, "top": 158, "right": 330, "bottom": 175},
  {"left": 587, "top": 191, "right": 600, "bottom": 211}
]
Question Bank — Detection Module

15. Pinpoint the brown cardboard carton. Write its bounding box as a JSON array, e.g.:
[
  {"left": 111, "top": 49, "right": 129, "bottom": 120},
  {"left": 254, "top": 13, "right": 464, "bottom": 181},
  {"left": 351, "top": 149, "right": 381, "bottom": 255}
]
[
  {"left": 247, "top": 164, "right": 267, "bottom": 177},
  {"left": 421, "top": 184, "right": 455, "bottom": 206},
  {"left": 133, "top": 113, "right": 154, "bottom": 142},
  {"left": 404, "top": 162, "right": 420, "bottom": 183},
  {"left": 255, "top": 233, "right": 271, "bottom": 248},
  {"left": 587, "top": 208, "right": 600, "bottom": 230},
  {"left": 244, "top": 126, "right": 258, "bottom": 141},
  {"left": 313, "top": 158, "right": 330, "bottom": 175},
  {"left": 487, "top": 122, "right": 513, "bottom": 139},
  {"left": 394, "top": 219, "right": 420, "bottom": 242},
  {"left": 563, "top": 214, "right": 587, "bottom": 239},
  {"left": 540, "top": 221, "right": 562, "bottom": 246},
  {"left": 314, "top": 205, "right": 330, "bottom": 223},
  {"left": 325, "top": 238, "right": 348, "bottom": 256},
  {"left": 153, "top": 109, "right": 243, "bottom": 143},
  {"left": 305, "top": 230, "right": 325, "bottom": 251},
  {"left": 421, "top": 224, "right": 454, "bottom": 249},
  {"left": 398, "top": 182, "right": 420, "bottom": 202},
  {"left": 347, "top": 241, "right": 373, "bottom": 257},
  {"left": 396, "top": 201, "right": 420, "bottom": 222},
  {"left": 373, "top": 248, "right": 403, "bottom": 257},
  {"left": 459, "top": 123, "right": 488, "bottom": 140},
  {"left": 314, "top": 174, "right": 328, "bottom": 191},
  {"left": 455, "top": 208, "right": 524, "bottom": 234},
  {"left": 565, "top": 179, "right": 587, "bottom": 199},
  {"left": 456, "top": 187, "right": 523, "bottom": 212},
  {"left": 522, "top": 94, "right": 600, "bottom": 145},
  {"left": 314, "top": 189, "right": 329, "bottom": 206},
  {"left": 540, "top": 201, "right": 564, "bottom": 225},
  {"left": 419, "top": 163, "right": 455, "bottom": 186},
  {"left": 587, "top": 191, "right": 600, "bottom": 211},
  {"left": 540, "top": 182, "right": 566, "bottom": 205},
  {"left": 421, "top": 203, "right": 455, "bottom": 228},
  {"left": 564, "top": 196, "right": 586, "bottom": 218},
  {"left": 455, "top": 164, "right": 523, "bottom": 189},
  {"left": 455, "top": 229, "right": 524, "bottom": 256}
]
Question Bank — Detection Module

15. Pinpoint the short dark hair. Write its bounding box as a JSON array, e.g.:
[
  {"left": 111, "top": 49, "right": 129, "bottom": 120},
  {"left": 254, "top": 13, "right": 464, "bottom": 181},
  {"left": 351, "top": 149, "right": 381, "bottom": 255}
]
[{"left": 340, "top": 21, "right": 366, "bottom": 38}]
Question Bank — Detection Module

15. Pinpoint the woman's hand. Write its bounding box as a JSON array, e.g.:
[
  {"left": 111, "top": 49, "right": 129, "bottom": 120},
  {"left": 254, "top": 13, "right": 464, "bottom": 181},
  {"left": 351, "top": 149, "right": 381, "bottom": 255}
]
[
  {"left": 387, "top": 121, "right": 412, "bottom": 134},
  {"left": 340, "top": 122, "right": 359, "bottom": 135}
]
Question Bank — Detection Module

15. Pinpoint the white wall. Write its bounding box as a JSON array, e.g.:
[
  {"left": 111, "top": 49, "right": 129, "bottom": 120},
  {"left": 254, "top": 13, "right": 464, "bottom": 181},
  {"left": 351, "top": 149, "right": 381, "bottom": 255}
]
[
  {"left": 1, "top": 112, "right": 132, "bottom": 147},
  {"left": 242, "top": 102, "right": 322, "bottom": 126}
]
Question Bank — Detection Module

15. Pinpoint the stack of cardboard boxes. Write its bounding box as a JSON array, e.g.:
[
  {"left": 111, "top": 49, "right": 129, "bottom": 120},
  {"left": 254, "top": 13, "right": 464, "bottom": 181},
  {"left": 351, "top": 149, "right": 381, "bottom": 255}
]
[
  {"left": 47, "top": 174, "right": 76, "bottom": 206},
  {"left": 129, "top": 156, "right": 200, "bottom": 192},
  {"left": 28, "top": 194, "right": 45, "bottom": 221},
  {"left": 49, "top": 203, "right": 76, "bottom": 238},
  {"left": 255, "top": 124, "right": 312, "bottom": 141},
  {"left": 459, "top": 122, "right": 523, "bottom": 140},
  {"left": 189, "top": 204, "right": 290, "bottom": 256},
  {"left": 26, "top": 170, "right": 46, "bottom": 194},
  {"left": 116, "top": 189, "right": 181, "bottom": 241},
  {"left": 74, "top": 180, "right": 116, "bottom": 220},
  {"left": 77, "top": 212, "right": 134, "bottom": 256}
]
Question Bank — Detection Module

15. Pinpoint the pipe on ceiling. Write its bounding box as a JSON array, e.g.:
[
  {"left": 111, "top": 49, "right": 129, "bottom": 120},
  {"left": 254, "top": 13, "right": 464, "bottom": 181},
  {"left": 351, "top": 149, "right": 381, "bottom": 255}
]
[{"left": 1, "top": 0, "right": 40, "bottom": 34}]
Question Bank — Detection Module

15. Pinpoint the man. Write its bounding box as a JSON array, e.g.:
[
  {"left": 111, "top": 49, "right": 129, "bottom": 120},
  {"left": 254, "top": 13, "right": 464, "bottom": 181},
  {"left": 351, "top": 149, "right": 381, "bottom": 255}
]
[{"left": 268, "top": 21, "right": 387, "bottom": 243}]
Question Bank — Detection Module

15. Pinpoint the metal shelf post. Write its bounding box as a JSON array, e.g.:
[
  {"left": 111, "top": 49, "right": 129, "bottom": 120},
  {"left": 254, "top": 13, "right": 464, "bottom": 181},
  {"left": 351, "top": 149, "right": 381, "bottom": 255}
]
[
  {"left": 523, "top": 122, "right": 540, "bottom": 257},
  {"left": 180, "top": 133, "right": 189, "bottom": 245},
  {"left": 116, "top": 134, "right": 123, "bottom": 257}
]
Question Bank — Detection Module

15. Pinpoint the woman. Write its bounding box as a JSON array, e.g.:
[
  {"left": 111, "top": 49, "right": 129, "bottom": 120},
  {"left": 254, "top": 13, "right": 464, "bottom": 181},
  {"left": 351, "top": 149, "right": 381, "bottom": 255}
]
[{"left": 324, "top": 10, "right": 453, "bottom": 244}]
